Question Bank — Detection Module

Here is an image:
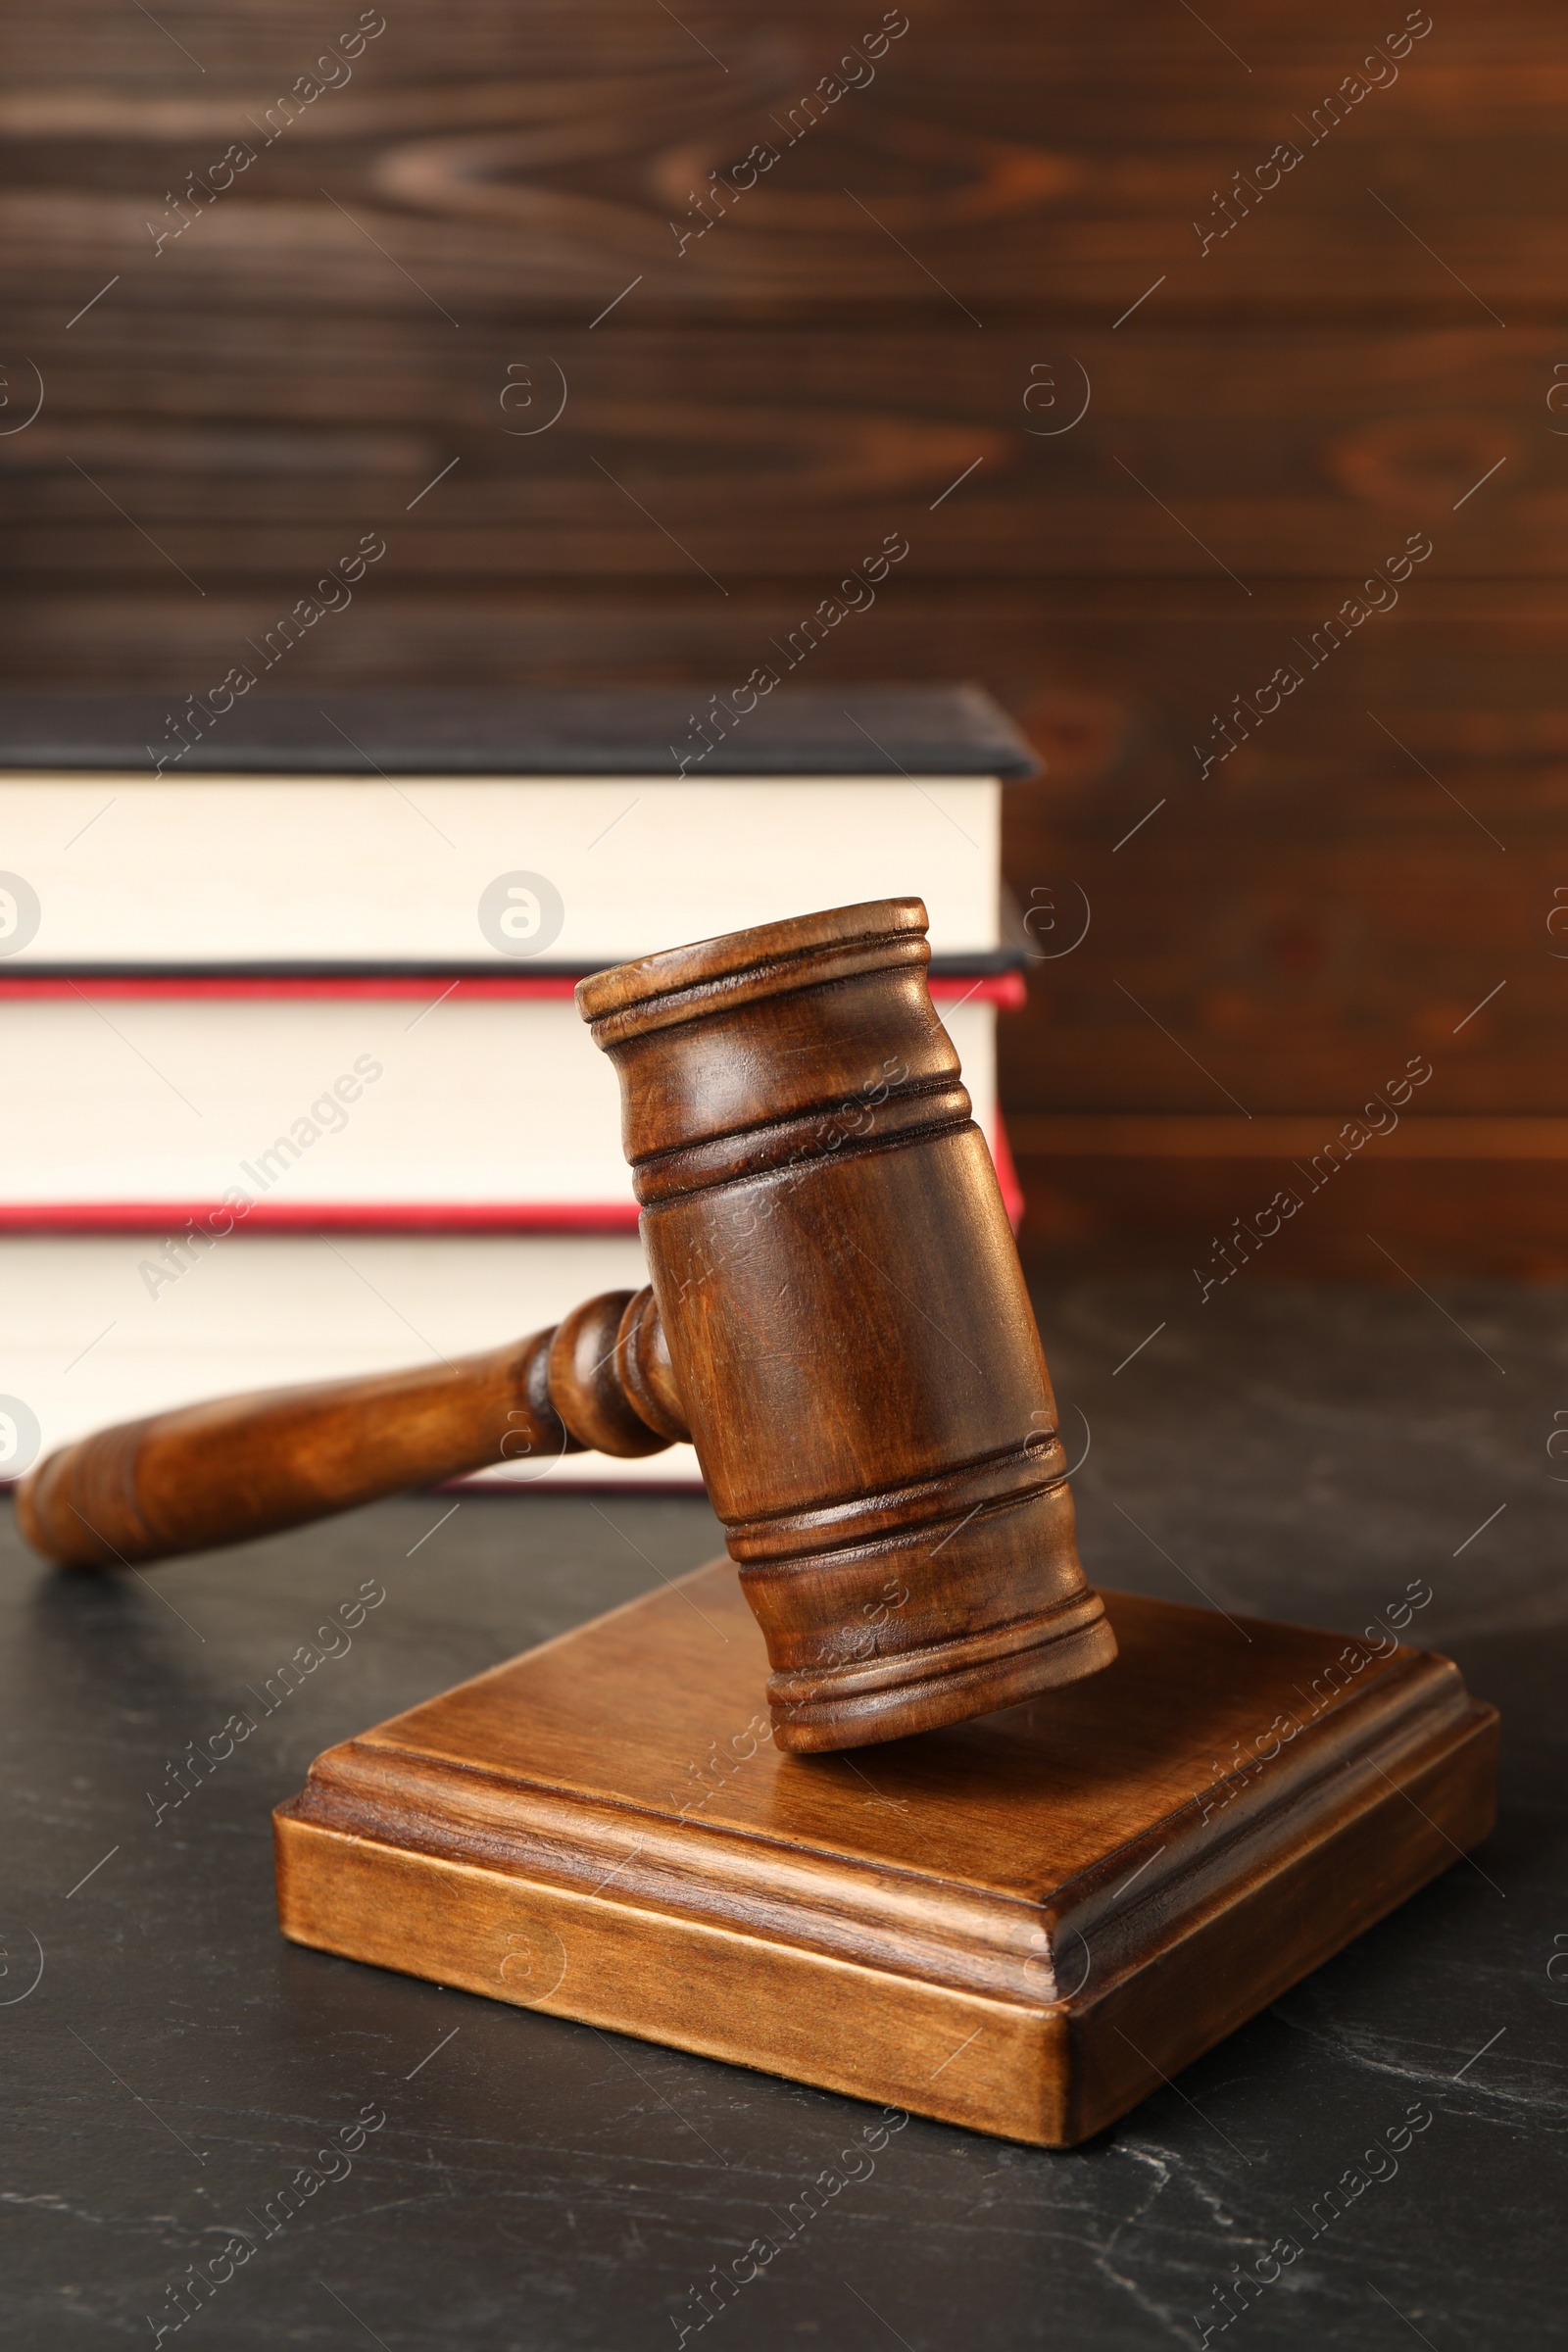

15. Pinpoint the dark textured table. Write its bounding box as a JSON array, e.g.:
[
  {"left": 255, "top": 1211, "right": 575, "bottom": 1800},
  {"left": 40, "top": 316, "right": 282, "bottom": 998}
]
[{"left": 4, "top": 1279, "right": 1564, "bottom": 2351}]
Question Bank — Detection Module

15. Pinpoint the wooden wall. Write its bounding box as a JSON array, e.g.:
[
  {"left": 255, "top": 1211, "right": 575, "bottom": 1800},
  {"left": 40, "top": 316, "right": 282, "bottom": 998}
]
[{"left": 2, "top": 1, "right": 1561, "bottom": 1276}]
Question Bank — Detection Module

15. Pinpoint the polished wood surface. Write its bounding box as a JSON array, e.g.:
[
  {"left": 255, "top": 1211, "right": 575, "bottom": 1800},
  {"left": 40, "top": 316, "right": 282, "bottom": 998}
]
[
  {"left": 15, "top": 1285, "right": 685, "bottom": 1571},
  {"left": 275, "top": 1562, "right": 1497, "bottom": 2147},
  {"left": 578, "top": 898, "right": 1114, "bottom": 1748}
]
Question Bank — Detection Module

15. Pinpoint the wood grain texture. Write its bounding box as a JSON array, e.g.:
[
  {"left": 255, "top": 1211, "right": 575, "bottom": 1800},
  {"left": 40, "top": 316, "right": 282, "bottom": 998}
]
[
  {"left": 15, "top": 1286, "right": 685, "bottom": 1569},
  {"left": 576, "top": 897, "right": 1114, "bottom": 1749},
  {"left": 0, "top": 5, "right": 1552, "bottom": 324},
  {"left": 1009, "top": 1116, "right": 1568, "bottom": 1283},
  {"left": 1012, "top": 1145, "right": 1568, "bottom": 1283},
  {"left": 0, "top": 0, "right": 1555, "bottom": 1271},
  {"left": 274, "top": 1562, "right": 1497, "bottom": 2146},
  {"left": 0, "top": 328, "right": 1559, "bottom": 581}
]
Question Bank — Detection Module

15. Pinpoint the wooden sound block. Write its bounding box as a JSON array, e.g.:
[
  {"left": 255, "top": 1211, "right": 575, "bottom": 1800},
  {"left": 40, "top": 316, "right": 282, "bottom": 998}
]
[{"left": 273, "top": 1567, "right": 1496, "bottom": 2148}]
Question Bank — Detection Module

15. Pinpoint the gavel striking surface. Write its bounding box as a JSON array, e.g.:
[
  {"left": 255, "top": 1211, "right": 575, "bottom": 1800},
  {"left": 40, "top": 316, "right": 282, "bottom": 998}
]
[{"left": 275, "top": 1564, "right": 1495, "bottom": 2147}]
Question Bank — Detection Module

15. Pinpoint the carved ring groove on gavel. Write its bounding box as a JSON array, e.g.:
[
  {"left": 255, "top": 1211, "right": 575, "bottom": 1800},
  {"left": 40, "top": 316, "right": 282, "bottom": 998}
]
[{"left": 17, "top": 899, "right": 1116, "bottom": 1750}]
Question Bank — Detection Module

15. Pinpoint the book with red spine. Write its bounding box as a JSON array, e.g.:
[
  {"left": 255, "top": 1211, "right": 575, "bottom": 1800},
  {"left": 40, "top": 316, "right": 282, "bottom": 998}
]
[{"left": 0, "top": 687, "right": 1033, "bottom": 1491}]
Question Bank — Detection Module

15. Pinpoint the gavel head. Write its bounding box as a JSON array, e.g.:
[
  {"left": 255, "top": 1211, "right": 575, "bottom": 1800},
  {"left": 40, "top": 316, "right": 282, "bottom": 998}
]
[{"left": 577, "top": 898, "right": 1116, "bottom": 1753}]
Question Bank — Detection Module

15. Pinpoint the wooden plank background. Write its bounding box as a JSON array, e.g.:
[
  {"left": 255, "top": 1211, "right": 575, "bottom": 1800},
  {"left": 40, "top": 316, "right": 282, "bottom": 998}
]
[{"left": 2, "top": 0, "right": 1562, "bottom": 1276}]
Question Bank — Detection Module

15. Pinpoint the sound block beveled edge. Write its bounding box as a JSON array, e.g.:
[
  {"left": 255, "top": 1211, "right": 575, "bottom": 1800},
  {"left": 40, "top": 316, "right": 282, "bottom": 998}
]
[{"left": 272, "top": 1567, "right": 1497, "bottom": 2148}]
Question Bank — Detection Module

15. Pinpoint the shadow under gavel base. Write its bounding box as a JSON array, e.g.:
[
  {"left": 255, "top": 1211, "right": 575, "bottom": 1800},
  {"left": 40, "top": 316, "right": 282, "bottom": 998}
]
[{"left": 273, "top": 1567, "right": 1495, "bottom": 2147}]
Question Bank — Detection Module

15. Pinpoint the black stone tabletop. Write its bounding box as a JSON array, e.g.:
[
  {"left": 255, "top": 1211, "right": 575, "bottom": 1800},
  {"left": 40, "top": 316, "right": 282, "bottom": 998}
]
[{"left": 3, "top": 1278, "right": 1563, "bottom": 2350}]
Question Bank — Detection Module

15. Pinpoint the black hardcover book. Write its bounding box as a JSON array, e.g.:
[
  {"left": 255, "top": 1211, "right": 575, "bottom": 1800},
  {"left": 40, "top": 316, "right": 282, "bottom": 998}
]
[
  {"left": 0, "top": 685, "right": 1037, "bottom": 779},
  {"left": 0, "top": 684, "right": 1031, "bottom": 975}
]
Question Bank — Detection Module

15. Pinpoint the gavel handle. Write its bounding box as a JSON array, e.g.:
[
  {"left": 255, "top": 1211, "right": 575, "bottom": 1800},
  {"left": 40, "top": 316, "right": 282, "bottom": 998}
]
[{"left": 15, "top": 1286, "right": 690, "bottom": 1573}]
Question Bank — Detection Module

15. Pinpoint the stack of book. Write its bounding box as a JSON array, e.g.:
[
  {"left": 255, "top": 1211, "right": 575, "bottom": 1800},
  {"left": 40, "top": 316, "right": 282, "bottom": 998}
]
[{"left": 0, "top": 687, "right": 1034, "bottom": 1491}]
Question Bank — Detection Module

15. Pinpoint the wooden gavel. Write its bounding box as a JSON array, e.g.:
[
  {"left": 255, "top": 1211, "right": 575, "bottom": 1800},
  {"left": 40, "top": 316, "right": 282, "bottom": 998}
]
[{"left": 17, "top": 899, "right": 1115, "bottom": 1750}]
